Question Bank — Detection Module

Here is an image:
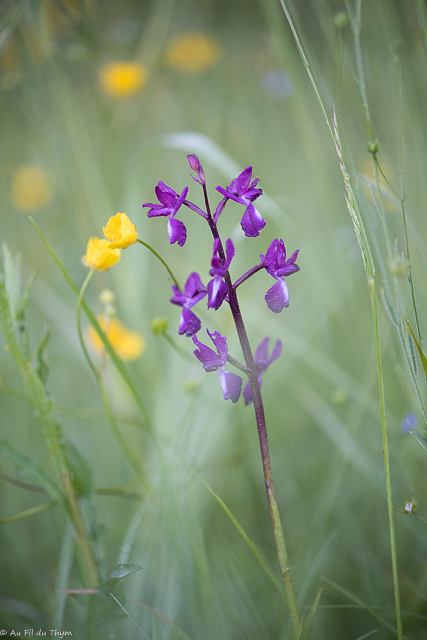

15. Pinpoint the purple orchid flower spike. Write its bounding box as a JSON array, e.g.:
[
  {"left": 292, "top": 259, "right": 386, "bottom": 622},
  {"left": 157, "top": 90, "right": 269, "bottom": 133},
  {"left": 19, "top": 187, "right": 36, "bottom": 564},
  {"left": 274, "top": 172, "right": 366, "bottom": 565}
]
[
  {"left": 170, "top": 272, "right": 207, "bottom": 336},
  {"left": 261, "top": 239, "right": 300, "bottom": 313},
  {"left": 207, "top": 238, "right": 235, "bottom": 310},
  {"left": 216, "top": 167, "right": 266, "bottom": 237},
  {"left": 193, "top": 330, "right": 242, "bottom": 403},
  {"left": 143, "top": 182, "right": 189, "bottom": 247},
  {"left": 187, "top": 154, "right": 206, "bottom": 186},
  {"left": 243, "top": 337, "right": 282, "bottom": 405}
]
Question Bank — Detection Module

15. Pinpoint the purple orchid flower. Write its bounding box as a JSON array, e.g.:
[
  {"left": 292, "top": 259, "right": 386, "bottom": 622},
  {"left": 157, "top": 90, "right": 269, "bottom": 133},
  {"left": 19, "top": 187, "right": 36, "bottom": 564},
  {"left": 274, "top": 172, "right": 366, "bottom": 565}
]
[
  {"left": 170, "top": 272, "right": 207, "bottom": 337},
  {"left": 143, "top": 182, "right": 189, "bottom": 247},
  {"left": 243, "top": 337, "right": 282, "bottom": 405},
  {"left": 207, "top": 238, "right": 235, "bottom": 310},
  {"left": 193, "top": 330, "right": 242, "bottom": 403},
  {"left": 216, "top": 167, "right": 266, "bottom": 237},
  {"left": 261, "top": 239, "right": 300, "bottom": 313}
]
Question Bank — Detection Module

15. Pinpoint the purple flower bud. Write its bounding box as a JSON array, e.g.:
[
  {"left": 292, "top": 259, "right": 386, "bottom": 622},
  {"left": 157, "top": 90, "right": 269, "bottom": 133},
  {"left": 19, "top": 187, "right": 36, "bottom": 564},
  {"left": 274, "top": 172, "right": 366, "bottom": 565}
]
[
  {"left": 401, "top": 413, "right": 417, "bottom": 434},
  {"left": 216, "top": 167, "right": 266, "bottom": 237},
  {"left": 193, "top": 330, "right": 242, "bottom": 402},
  {"left": 243, "top": 337, "right": 282, "bottom": 405},
  {"left": 143, "top": 182, "right": 188, "bottom": 247},
  {"left": 261, "top": 239, "right": 300, "bottom": 313},
  {"left": 207, "top": 238, "right": 234, "bottom": 310},
  {"left": 170, "top": 272, "right": 207, "bottom": 336},
  {"left": 187, "top": 153, "right": 206, "bottom": 186}
]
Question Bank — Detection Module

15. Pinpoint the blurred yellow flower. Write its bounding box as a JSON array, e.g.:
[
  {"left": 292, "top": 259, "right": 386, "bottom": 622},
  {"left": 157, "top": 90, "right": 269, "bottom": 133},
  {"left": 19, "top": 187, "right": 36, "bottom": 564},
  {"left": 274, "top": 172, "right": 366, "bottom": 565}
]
[
  {"left": 103, "top": 212, "right": 138, "bottom": 249},
  {"left": 165, "top": 33, "right": 220, "bottom": 74},
  {"left": 87, "top": 316, "right": 145, "bottom": 362},
  {"left": 99, "top": 62, "right": 148, "bottom": 98},
  {"left": 11, "top": 165, "right": 52, "bottom": 211},
  {"left": 81, "top": 238, "right": 121, "bottom": 271}
]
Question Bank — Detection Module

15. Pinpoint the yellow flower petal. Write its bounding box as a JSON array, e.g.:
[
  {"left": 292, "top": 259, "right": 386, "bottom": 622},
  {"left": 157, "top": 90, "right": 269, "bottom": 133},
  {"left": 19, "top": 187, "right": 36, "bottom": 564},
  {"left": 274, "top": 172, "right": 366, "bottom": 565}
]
[
  {"left": 99, "top": 62, "right": 148, "bottom": 99},
  {"left": 11, "top": 165, "right": 52, "bottom": 211},
  {"left": 81, "top": 238, "right": 121, "bottom": 271},
  {"left": 103, "top": 212, "right": 138, "bottom": 249},
  {"left": 165, "top": 33, "right": 220, "bottom": 74},
  {"left": 86, "top": 316, "right": 145, "bottom": 362}
]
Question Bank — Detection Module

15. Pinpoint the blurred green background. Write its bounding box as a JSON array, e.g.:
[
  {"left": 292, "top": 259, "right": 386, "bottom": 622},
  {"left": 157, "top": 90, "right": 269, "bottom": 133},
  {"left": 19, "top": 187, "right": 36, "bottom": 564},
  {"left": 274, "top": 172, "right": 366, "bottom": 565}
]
[{"left": 1, "top": 0, "right": 427, "bottom": 637}]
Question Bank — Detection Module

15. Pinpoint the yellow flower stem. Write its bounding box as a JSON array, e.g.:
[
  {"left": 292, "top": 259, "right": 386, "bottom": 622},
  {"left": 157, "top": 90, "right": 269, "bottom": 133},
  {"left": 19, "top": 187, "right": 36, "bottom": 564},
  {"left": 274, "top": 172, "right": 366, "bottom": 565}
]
[
  {"left": 76, "top": 272, "right": 144, "bottom": 479},
  {"left": 137, "top": 239, "right": 181, "bottom": 291},
  {"left": 29, "top": 217, "right": 153, "bottom": 435}
]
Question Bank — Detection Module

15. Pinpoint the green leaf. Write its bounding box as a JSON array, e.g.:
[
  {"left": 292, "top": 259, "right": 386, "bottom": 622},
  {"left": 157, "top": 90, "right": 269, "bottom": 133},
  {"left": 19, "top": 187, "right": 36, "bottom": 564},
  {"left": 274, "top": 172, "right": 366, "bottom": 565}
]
[
  {"left": 403, "top": 314, "right": 427, "bottom": 380},
  {"left": 61, "top": 440, "right": 94, "bottom": 498},
  {"left": 87, "top": 564, "right": 143, "bottom": 639},
  {"left": 2, "top": 242, "right": 21, "bottom": 325},
  {"left": 34, "top": 323, "right": 51, "bottom": 388},
  {"left": 0, "top": 440, "right": 68, "bottom": 514}
]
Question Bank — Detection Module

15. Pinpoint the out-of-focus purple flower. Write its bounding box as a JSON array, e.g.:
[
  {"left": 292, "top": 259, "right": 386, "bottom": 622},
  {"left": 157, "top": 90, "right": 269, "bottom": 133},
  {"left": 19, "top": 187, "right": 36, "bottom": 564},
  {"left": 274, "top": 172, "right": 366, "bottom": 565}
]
[
  {"left": 243, "top": 337, "right": 282, "bottom": 405},
  {"left": 261, "top": 239, "right": 300, "bottom": 313},
  {"left": 207, "top": 238, "right": 234, "bottom": 310},
  {"left": 143, "top": 182, "right": 188, "bottom": 247},
  {"left": 401, "top": 413, "right": 418, "bottom": 434},
  {"left": 170, "top": 272, "right": 207, "bottom": 336},
  {"left": 261, "top": 69, "right": 295, "bottom": 99},
  {"left": 187, "top": 153, "right": 205, "bottom": 186},
  {"left": 193, "top": 330, "right": 242, "bottom": 402},
  {"left": 216, "top": 167, "right": 266, "bottom": 237}
]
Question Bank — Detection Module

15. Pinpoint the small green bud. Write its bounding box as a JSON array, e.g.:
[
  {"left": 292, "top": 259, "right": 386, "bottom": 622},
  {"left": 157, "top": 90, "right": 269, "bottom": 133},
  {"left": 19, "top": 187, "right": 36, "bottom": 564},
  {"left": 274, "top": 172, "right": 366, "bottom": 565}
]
[
  {"left": 150, "top": 317, "right": 169, "bottom": 336},
  {"left": 367, "top": 138, "right": 379, "bottom": 155},
  {"left": 333, "top": 11, "right": 349, "bottom": 30},
  {"left": 100, "top": 289, "right": 115, "bottom": 305}
]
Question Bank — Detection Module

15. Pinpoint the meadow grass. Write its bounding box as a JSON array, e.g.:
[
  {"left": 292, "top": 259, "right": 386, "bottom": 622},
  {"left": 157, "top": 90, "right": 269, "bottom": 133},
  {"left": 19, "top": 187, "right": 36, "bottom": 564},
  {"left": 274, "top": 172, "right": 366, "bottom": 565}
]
[{"left": 1, "top": 0, "right": 427, "bottom": 638}]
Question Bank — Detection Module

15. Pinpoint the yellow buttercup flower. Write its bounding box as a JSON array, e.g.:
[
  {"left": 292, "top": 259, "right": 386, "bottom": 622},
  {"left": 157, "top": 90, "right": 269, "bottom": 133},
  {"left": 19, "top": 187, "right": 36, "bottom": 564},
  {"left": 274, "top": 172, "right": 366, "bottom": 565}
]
[
  {"left": 165, "top": 33, "right": 220, "bottom": 74},
  {"left": 81, "top": 238, "right": 121, "bottom": 271},
  {"left": 87, "top": 316, "right": 145, "bottom": 362},
  {"left": 103, "top": 212, "right": 138, "bottom": 249},
  {"left": 11, "top": 165, "right": 52, "bottom": 211},
  {"left": 99, "top": 62, "right": 148, "bottom": 99}
]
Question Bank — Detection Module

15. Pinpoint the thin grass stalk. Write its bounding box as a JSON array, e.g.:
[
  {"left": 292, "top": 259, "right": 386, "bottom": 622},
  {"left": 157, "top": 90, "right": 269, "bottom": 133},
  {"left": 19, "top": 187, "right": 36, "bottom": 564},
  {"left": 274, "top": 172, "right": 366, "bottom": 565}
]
[
  {"left": 278, "top": 3, "right": 402, "bottom": 636},
  {"left": 369, "top": 278, "right": 402, "bottom": 638},
  {"left": 76, "top": 271, "right": 144, "bottom": 477}
]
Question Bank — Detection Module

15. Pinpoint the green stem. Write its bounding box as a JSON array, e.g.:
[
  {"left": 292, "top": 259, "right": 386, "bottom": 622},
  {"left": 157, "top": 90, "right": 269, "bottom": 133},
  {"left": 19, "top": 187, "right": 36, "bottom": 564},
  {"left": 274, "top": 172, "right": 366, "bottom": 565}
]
[
  {"left": 76, "top": 272, "right": 144, "bottom": 478},
  {"left": 137, "top": 239, "right": 181, "bottom": 291},
  {"left": 370, "top": 278, "right": 402, "bottom": 639},
  {"left": 29, "top": 217, "right": 153, "bottom": 434}
]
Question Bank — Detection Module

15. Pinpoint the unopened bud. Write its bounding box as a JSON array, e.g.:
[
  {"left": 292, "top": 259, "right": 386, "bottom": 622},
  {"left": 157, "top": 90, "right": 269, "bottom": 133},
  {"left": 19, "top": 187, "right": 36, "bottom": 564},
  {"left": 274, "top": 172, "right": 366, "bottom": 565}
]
[
  {"left": 367, "top": 138, "right": 379, "bottom": 155},
  {"left": 99, "top": 289, "right": 115, "bottom": 305},
  {"left": 333, "top": 11, "right": 349, "bottom": 30},
  {"left": 187, "top": 153, "right": 205, "bottom": 185},
  {"left": 150, "top": 317, "right": 169, "bottom": 336}
]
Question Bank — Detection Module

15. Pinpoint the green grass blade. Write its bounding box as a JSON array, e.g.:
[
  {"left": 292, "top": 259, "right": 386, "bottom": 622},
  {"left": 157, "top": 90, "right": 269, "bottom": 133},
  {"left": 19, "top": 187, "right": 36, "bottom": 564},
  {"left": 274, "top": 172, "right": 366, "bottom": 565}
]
[
  {"left": 298, "top": 587, "right": 323, "bottom": 640},
  {"left": 322, "top": 576, "right": 397, "bottom": 634},
  {"left": 0, "top": 500, "right": 56, "bottom": 524},
  {"left": 109, "top": 592, "right": 150, "bottom": 639},
  {"left": 185, "top": 463, "right": 287, "bottom": 605}
]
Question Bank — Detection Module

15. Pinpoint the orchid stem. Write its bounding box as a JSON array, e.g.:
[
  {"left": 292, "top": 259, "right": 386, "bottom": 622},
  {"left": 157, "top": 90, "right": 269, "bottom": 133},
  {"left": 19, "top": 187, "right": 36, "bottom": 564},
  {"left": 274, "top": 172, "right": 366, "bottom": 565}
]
[{"left": 203, "top": 195, "right": 300, "bottom": 637}]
